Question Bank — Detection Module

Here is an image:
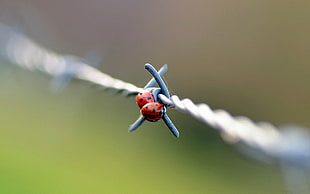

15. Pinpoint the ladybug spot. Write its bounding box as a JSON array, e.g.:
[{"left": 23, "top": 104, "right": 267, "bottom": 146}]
[
  {"left": 152, "top": 108, "right": 156, "bottom": 112},
  {"left": 147, "top": 97, "right": 152, "bottom": 100},
  {"left": 140, "top": 99, "right": 143, "bottom": 102},
  {"left": 155, "top": 104, "right": 158, "bottom": 106}
]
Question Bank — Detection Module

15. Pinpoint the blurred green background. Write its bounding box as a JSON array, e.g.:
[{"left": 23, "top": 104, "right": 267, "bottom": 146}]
[{"left": 0, "top": 0, "right": 310, "bottom": 193}]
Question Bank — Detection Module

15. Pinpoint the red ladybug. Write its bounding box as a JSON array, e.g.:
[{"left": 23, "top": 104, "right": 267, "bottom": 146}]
[
  {"left": 141, "top": 102, "right": 165, "bottom": 122},
  {"left": 136, "top": 92, "right": 155, "bottom": 108}
]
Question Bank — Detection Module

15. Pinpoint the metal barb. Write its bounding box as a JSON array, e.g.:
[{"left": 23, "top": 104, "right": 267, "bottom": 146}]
[
  {"left": 50, "top": 56, "right": 80, "bottom": 92},
  {"left": 128, "top": 63, "right": 180, "bottom": 138},
  {"left": 144, "top": 63, "right": 170, "bottom": 98},
  {"left": 128, "top": 116, "right": 146, "bottom": 132},
  {"left": 144, "top": 64, "right": 168, "bottom": 89},
  {"left": 163, "top": 114, "right": 180, "bottom": 138},
  {"left": 0, "top": 22, "right": 142, "bottom": 96},
  {"left": 3, "top": 23, "right": 310, "bottom": 188}
]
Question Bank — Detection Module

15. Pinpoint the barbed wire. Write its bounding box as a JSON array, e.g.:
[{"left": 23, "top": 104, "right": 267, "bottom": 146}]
[
  {"left": 159, "top": 94, "right": 310, "bottom": 168},
  {"left": 1, "top": 22, "right": 310, "bottom": 190},
  {"left": 0, "top": 23, "right": 142, "bottom": 96}
]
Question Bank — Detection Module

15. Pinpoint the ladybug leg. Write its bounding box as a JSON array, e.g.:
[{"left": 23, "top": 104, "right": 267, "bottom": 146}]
[
  {"left": 162, "top": 114, "right": 179, "bottom": 138},
  {"left": 144, "top": 63, "right": 170, "bottom": 98},
  {"left": 128, "top": 115, "right": 146, "bottom": 132},
  {"left": 143, "top": 64, "right": 168, "bottom": 89}
]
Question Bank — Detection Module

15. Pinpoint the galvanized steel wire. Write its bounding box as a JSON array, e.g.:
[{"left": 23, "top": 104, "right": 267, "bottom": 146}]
[
  {"left": 1, "top": 22, "right": 310, "bottom": 173},
  {"left": 0, "top": 23, "right": 142, "bottom": 96}
]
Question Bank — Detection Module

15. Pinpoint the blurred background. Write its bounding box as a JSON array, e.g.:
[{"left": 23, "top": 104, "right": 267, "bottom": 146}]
[{"left": 0, "top": 0, "right": 310, "bottom": 193}]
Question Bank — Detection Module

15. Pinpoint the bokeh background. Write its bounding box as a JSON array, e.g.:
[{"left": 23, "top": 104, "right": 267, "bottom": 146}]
[{"left": 0, "top": 0, "right": 310, "bottom": 193}]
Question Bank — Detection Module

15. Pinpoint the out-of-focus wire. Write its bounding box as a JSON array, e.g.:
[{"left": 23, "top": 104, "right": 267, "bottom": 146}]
[
  {"left": 1, "top": 22, "right": 310, "bottom": 193},
  {"left": 0, "top": 23, "right": 142, "bottom": 96}
]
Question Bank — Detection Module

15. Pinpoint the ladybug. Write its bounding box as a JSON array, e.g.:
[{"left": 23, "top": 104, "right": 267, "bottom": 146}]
[
  {"left": 141, "top": 102, "right": 166, "bottom": 122},
  {"left": 136, "top": 91, "right": 155, "bottom": 108}
]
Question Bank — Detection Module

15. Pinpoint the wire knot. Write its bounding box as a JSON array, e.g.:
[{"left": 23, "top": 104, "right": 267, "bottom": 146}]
[{"left": 128, "top": 63, "right": 179, "bottom": 138}]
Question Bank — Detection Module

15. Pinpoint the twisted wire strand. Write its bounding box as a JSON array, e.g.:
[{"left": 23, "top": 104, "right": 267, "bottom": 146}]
[
  {"left": 0, "top": 23, "right": 143, "bottom": 96},
  {"left": 1, "top": 22, "right": 310, "bottom": 171},
  {"left": 159, "top": 94, "right": 310, "bottom": 168}
]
